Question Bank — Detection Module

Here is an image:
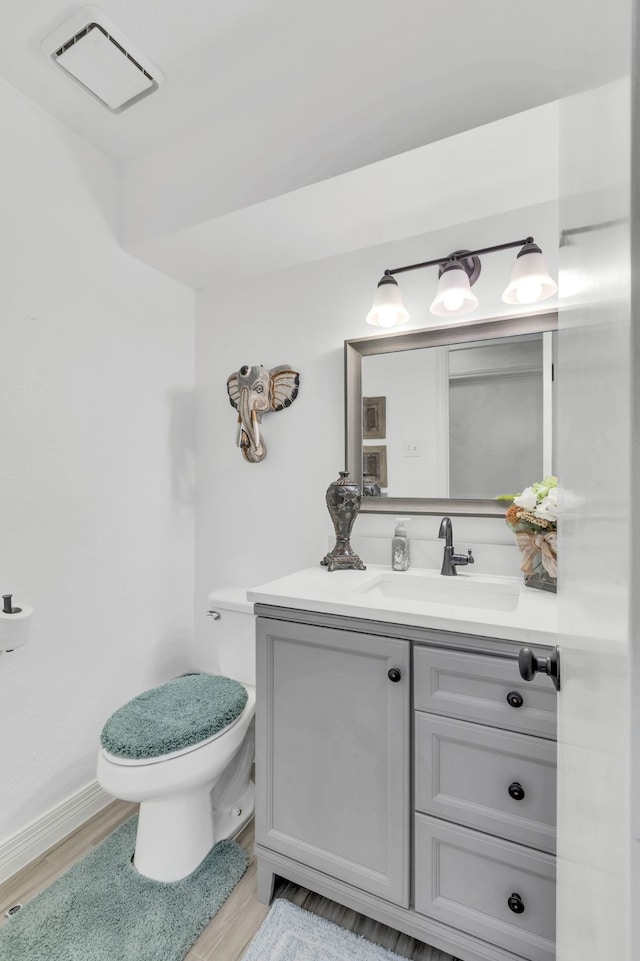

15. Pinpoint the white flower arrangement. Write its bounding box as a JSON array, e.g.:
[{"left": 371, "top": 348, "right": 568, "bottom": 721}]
[
  {"left": 500, "top": 476, "right": 558, "bottom": 588},
  {"left": 502, "top": 476, "right": 558, "bottom": 533}
]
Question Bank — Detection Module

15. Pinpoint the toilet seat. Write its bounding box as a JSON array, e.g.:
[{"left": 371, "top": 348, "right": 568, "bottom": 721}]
[
  {"left": 100, "top": 673, "right": 249, "bottom": 762},
  {"left": 101, "top": 686, "right": 255, "bottom": 767}
]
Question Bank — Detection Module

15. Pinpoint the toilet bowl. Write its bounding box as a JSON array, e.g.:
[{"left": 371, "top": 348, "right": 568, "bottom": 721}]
[{"left": 96, "top": 587, "right": 256, "bottom": 883}]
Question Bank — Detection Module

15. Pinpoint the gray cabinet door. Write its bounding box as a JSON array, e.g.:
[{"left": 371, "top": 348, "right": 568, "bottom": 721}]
[{"left": 256, "top": 617, "right": 410, "bottom": 907}]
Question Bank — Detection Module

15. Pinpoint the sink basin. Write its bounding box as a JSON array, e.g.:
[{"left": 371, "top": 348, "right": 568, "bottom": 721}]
[{"left": 359, "top": 571, "right": 520, "bottom": 612}]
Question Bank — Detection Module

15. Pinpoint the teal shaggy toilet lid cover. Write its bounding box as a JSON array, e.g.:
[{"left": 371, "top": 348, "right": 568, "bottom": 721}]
[{"left": 100, "top": 674, "right": 249, "bottom": 760}]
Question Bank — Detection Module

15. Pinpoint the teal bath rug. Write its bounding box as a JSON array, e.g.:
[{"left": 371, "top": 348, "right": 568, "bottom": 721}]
[
  {"left": 242, "top": 899, "right": 410, "bottom": 961},
  {"left": 0, "top": 816, "right": 248, "bottom": 961}
]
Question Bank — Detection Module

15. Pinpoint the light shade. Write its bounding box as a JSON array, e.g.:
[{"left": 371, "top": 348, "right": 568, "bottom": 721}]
[
  {"left": 366, "top": 275, "right": 410, "bottom": 328},
  {"left": 430, "top": 262, "right": 479, "bottom": 317},
  {"left": 502, "top": 242, "right": 558, "bottom": 305}
]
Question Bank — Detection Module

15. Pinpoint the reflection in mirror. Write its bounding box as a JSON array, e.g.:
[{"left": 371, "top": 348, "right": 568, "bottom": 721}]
[
  {"left": 361, "top": 333, "right": 555, "bottom": 499},
  {"left": 448, "top": 335, "right": 552, "bottom": 498},
  {"left": 345, "top": 312, "right": 557, "bottom": 516}
]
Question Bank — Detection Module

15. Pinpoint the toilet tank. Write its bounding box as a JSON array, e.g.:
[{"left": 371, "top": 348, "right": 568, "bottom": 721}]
[{"left": 205, "top": 587, "right": 255, "bottom": 685}]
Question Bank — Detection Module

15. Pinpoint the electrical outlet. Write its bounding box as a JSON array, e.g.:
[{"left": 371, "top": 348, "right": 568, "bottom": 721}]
[{"left": 403, "top": 441, "right": 420, "bottom": 457}]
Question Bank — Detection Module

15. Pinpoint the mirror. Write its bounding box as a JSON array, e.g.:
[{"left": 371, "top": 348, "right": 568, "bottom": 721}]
[{"left": 345, "top": 311, "right": 557, "bottom": 516}]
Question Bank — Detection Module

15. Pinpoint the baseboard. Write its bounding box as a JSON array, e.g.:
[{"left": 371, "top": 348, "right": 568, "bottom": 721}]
[{"left": 0, "top": 780, "right": 112, "bottom": 884}]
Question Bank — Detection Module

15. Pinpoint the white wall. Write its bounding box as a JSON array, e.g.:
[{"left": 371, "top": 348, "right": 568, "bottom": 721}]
[
  {"left": 555, "top": 78, "right": 633, "bottom": 961},
  {"left": 194, "top": 202, "right": 558, "bottom": 646},
  {"left": 0, "top": 80, "right": 196, "bottom": 842}
]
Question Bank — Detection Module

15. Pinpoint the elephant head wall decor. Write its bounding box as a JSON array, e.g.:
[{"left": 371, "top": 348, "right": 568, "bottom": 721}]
[{"left": 226, "top": 364, "right": 300, "bottom": 463}]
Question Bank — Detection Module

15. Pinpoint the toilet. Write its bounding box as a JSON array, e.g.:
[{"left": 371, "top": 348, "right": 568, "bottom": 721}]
[{"left": 96, "top": 587, "right": 255, "bottom": 882}]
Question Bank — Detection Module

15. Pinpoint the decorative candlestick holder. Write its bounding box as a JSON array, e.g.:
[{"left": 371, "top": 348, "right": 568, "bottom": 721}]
[{"left": 321, "top": 471, "right": 367, "bottom": 572}]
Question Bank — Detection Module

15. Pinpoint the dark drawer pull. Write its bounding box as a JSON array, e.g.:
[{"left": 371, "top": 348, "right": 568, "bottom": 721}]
[
  {"left": 508, "top": 892, "right": 525, "bottom": 914},
  {"left": 387, "top": 668, "right": 402, "bottom": 682},
  {"left": 506, "top": 690, "right": 524, "bottom": 708},
  {"left": 508, "top": 781, "right": 525, "bottom": 801}
]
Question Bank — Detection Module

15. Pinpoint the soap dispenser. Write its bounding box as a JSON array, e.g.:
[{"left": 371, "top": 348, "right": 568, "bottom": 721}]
[{"left": 392, "top": 518, "right": 411, "bottom": 571}]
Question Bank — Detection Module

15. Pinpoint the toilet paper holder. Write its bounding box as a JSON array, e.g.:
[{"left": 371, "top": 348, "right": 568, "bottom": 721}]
[
  {"left": 1, "top": 593, "right": 33, "bottom": 655},
  {"left": 3, "top": 594, "right": 22, "bottom": 615}
]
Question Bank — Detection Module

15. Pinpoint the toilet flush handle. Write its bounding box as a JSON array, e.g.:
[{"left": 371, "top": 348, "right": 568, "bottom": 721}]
[{"left": 206, "top": 610, "right": 221, "bottom": 620}]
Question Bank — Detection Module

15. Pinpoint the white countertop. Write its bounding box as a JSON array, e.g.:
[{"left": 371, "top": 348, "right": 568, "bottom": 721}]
[{"left": 248, "top": 565, "right": 558, "bottom": 646}]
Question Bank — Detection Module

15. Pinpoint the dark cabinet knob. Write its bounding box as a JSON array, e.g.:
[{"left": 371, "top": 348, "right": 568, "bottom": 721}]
[
  {"left": 508, "top": 781, "right": 525, "bottom": 801},
  {"left": 518, "top": 647, "right": 561, "bottom": 691},
  {"left": 506, "top": 691, "right": 524, "bottom": 708},
  {"left": 518, "top": 648, "right": 538, "bottom": 681},
  {"left": 387, "top": 668, "right": 402, "bottom": 683},
  {"left": 508, "top": 893, "right": 525, "bottom": 914}
]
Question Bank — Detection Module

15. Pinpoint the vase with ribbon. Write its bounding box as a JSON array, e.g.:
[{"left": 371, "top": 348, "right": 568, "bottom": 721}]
[
  {"left": 501, "top": 476, "right": 558, "bottom": 594},
  {"left": 514, "top": 529, "right": 557, "bottom": 593}
]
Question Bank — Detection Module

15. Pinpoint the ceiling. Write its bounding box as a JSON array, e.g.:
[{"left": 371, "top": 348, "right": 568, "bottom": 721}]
[
  {"left": 0, "top": 0, "right": 623, "bottom": 164},
  {"left": 0, "top": 1, "right": 627, "bottom": 284},
  {"left": 129, "top": 103, "right": 559, "bottom": 286}
]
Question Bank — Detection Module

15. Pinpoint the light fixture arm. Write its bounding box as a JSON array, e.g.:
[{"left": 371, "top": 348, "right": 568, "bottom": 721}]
[{"left": 383, "top": 236, "right": 535, "bottom": 277}]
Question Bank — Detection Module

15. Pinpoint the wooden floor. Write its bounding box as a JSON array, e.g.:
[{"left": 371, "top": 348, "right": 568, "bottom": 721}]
[{"left": 0, "top": 800, "right": 454, "bottom": 961}]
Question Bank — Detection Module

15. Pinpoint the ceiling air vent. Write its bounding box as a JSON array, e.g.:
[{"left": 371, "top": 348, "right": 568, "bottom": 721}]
[{"left": 41, "top": 6, "right": 164, "bottom": 113}]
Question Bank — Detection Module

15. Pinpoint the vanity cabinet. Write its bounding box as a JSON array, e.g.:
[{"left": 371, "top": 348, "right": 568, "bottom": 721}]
[
  {"left": 255, "top": 608, "right": 557, "bottom": 961},
  {"left": 413, "top": 646, "right": 557, "bottom": 961},
  {"left": 255, "top": 616, "right": 411, "bottom": 906}
]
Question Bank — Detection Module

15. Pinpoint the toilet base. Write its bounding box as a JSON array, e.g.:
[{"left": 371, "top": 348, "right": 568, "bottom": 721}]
[
  {"left": 134, "top": 785, "right": 216, "bottom": 882},
  {"left": 213, "top": 780, "right": 255, "bottom": 842},
  {"left": 132, "top": 722, "right": 256, "bottom": 883},
  {"left": 132, "top": 780, "right": 255, "bottom": 883}
]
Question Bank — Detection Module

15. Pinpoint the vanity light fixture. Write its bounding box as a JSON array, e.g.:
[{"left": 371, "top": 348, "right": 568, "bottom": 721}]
[
  {"left": 365, "top": 274, "right": 410, "bottom": 328},
  {"left": 429, "top": 251, "right": 480, "bottom": 317},
  {"left": 366, "top": 237, "right": 557, "bottom": 327},
  {"left": 502, "top": 240, "right": 558, "bottom": 305}
]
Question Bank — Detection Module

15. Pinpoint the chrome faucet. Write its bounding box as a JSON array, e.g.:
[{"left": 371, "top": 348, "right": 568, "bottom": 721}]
[{"left": 438, "top": 517, "right": 475, "bottom": 576}]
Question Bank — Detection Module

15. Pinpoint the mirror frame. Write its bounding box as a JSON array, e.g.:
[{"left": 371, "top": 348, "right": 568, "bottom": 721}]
[{"left": 345, "top": 310, "right": 558, "bottom": 517}]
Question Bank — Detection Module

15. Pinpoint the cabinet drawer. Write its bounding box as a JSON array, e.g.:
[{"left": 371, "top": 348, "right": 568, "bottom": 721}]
[
  {"left": 415, "top": 713, "right": 556, "bottom": 853},
  {"left": 414, "top": 814, "right": 555, "bottom": 961},
  {"left": 413, "top": 646, "right": 556, "bottom": 738}
]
